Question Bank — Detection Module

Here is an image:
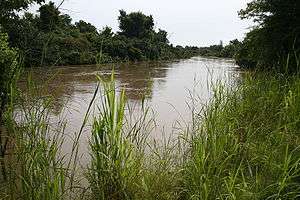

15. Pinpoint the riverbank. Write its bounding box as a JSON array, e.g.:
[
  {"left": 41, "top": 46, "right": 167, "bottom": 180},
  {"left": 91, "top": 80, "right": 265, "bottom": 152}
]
[
  {"left": 183, "top": 71, "right": 300, "bottom": 199},
  {"left": 1, "top": 67, "right": 300, "bottom": 199}
]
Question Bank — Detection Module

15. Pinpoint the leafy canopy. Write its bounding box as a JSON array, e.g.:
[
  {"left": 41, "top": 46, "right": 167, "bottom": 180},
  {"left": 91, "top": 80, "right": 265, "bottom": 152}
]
[
  {"left": 0, "top": 33, "right": 18, "bottom": 107},
  {"left": 38, "top": 2, "right": 60, "bottom": 32},
  {"left": 237, "top": 0, "right": 300, "bottom": 70},
  {"left": 0, "top": 0, "right": 45, "bottom": 21},
  {"left": 118, "top": 10, "right": 154, "bottom": 39}
]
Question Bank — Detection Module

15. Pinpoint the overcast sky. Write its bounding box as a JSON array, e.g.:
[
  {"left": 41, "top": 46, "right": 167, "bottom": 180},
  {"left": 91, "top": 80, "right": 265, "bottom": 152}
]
[{"left": 31, "top": 0, "right": 253, "bottom": 47}]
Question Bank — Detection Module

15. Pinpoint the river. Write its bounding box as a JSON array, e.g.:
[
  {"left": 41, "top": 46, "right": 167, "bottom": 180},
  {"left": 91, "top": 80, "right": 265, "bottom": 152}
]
[{"left": 20, "top": 56, "right": 241, "bottom": 164}]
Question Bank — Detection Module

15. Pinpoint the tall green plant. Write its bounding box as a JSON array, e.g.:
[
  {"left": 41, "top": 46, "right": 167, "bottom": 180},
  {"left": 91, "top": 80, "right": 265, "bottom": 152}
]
[
  {"left": 88, "top": 73, "right": 143, "bottom": 199},
  {"left": 2, "top": 77, "right": 69, "bottom": 200}
]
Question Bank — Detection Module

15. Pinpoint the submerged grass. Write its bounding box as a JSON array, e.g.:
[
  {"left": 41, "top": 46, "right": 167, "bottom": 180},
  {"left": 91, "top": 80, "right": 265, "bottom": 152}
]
[{"left": 2, "top": 68, "right": 300, "bottom": 200}]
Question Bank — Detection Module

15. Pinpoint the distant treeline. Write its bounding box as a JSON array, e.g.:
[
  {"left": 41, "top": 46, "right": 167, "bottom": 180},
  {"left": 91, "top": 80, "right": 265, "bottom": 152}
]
[
  {"left": 0, "top": 2, "right": 203, "bottom": 67},
  {"left": 2, "top": 0, "right": 298, "bottom": 70},
  {"left": 197, "top": 40, "right": 242, "bottom": 59}
]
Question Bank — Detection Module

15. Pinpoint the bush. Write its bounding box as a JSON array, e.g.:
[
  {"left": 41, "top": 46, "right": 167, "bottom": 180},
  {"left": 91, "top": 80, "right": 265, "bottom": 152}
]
[{"left": 0, "top": 32, "right": 18, "bottom": 116}]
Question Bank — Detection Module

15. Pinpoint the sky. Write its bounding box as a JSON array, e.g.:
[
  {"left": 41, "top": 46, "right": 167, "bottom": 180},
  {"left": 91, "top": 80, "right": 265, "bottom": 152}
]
[{"left": 30, "top": 0, "right": 253, "bottom": 47}]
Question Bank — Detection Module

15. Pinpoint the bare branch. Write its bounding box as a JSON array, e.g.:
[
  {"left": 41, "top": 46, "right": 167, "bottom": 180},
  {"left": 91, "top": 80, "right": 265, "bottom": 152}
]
[{"left": 57, "top": 0, "right": 66, "bottom": 9}]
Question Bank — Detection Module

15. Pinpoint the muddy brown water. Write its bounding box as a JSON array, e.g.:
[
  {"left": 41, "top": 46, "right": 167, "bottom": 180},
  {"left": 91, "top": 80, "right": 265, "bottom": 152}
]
[{"left": 20, "top": 57, "right": 241, "bottom": 165}]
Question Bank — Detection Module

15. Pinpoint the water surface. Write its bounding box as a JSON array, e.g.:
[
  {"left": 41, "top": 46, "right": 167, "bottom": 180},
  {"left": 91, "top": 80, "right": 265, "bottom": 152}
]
[{"left": 22, "top": 57, "right": 240, "bottom": 162}]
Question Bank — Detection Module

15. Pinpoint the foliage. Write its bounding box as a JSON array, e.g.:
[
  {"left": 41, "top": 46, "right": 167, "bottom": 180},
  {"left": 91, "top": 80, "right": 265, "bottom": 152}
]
[
  {"left": 220, "top": 39, "right": 242, "bottom": 58},
  {"left": 38, "top": 2, "right": 60, "bottom": 32},
  {"left": 75, "top": 20, "right": 97, "bottom": 34},
  {"left": 118, "top": 10, "right": 154, "bottom": 39},
  {"left": 12, "top": 96, "right": 67, "bottom": 199},
  {"left": 88, "top": 74, "right": 139, "bottom": 199},
  {"left": 197, "top": 40, "right": 242, "bottom": 59},
  {"left": 0, "top": 2, "right": 201, "bottom": 67},
  {"left": 2, "top": 0, "right": 300, "bottom": 199},
  {"left": 0, "top": 32, "right": 20, "bottom": 182},
  {"left": 0, "top": 33, "right": 18, "bottom": 111},
  {"left": 236, "top": 0, "right": 300, "bottom": 70},
  {"left": 197, "top": 0, "right": 300, "bottom": 70},
  {"left": 0, "top": 0, "right": 45, "bottom": 22}
]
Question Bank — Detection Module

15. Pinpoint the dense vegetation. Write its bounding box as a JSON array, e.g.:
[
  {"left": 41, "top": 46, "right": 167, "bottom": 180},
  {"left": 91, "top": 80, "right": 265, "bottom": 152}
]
[
  {"left": 197, "top": 39, "right": 242, "bottom": 59},
  {"left": 0, "top": 1, "right": 201, "bottom": 67},
  {"left": 235, "top": 0, "right": 300, "bottom": 70},
  {"left": 1, "top": 0, "right": 300, "bottom": 199},
  {"left": 185, "top": 72, "right": 300, "bottom": 199}
]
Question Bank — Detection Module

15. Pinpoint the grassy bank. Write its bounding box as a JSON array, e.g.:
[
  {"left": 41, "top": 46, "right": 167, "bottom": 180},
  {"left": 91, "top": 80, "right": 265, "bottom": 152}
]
[
  {"left": 182, "top": 72, "right": 300, "bottom": 199},
  {"left": 1, "top": 70, "right": 300, "bottom": 199}
]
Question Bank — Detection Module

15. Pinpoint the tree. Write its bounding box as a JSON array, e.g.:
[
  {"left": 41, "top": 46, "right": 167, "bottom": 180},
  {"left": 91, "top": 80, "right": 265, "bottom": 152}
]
[
  {"left": 154, "top": 29, "right": 169, "bottom": 44},
  {"left": 75, "top": 20, "right": 97, "bottom": 33},
  {"left": 0, "top": 33, "right": 18, "bottom": 116},
  {"left": 100, "top": 26, "right": 114, "bottom": 38},
  {"left": 118, "top": 10, "right": 154, "bottom": 39},
  {"left": 38, "top": 2, "right": 60, "bottom": 32},
  {"left": 1, "top": 5, "right": 200, "bottom": 67},
  {"left": 220, "top": 39, "right": 242, "bottom": 58},
  {"left": 59, "top": 14, "right": 73, "bottom": 28},
  {"left": 0, "top": 0, "right": 45, "bottom": 25},
  {"left": 238, "top": 0, "right": 300, "bottom": 70}
]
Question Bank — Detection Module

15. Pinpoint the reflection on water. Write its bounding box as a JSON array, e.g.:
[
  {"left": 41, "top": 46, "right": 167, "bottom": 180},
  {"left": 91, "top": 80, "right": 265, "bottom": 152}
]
[{"left": 20, "top": 57, "right": 241, "bottom": 163}]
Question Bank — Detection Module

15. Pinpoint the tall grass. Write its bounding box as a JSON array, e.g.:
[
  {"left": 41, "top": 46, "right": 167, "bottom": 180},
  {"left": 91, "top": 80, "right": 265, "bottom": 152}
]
[
  {"left": 182, "top": 72, "right": 300, "bottom": 199},
  {"left": 1, "top": 76, "right": 78, "bottom": 200},
  {"left": 87, "top": 73, "right": 184, "bottom": 200},
  {"left": 87, "top": 73, "right": 149, "bottom": 199},
  {"left": 2, "top": 66, "right": 300, "bottom": 200}
]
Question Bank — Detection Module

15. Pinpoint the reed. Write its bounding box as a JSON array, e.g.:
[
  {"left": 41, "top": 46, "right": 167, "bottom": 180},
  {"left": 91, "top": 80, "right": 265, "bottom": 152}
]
[{"left": 87, "top": 72, "right": 146, "bottom": 199}]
